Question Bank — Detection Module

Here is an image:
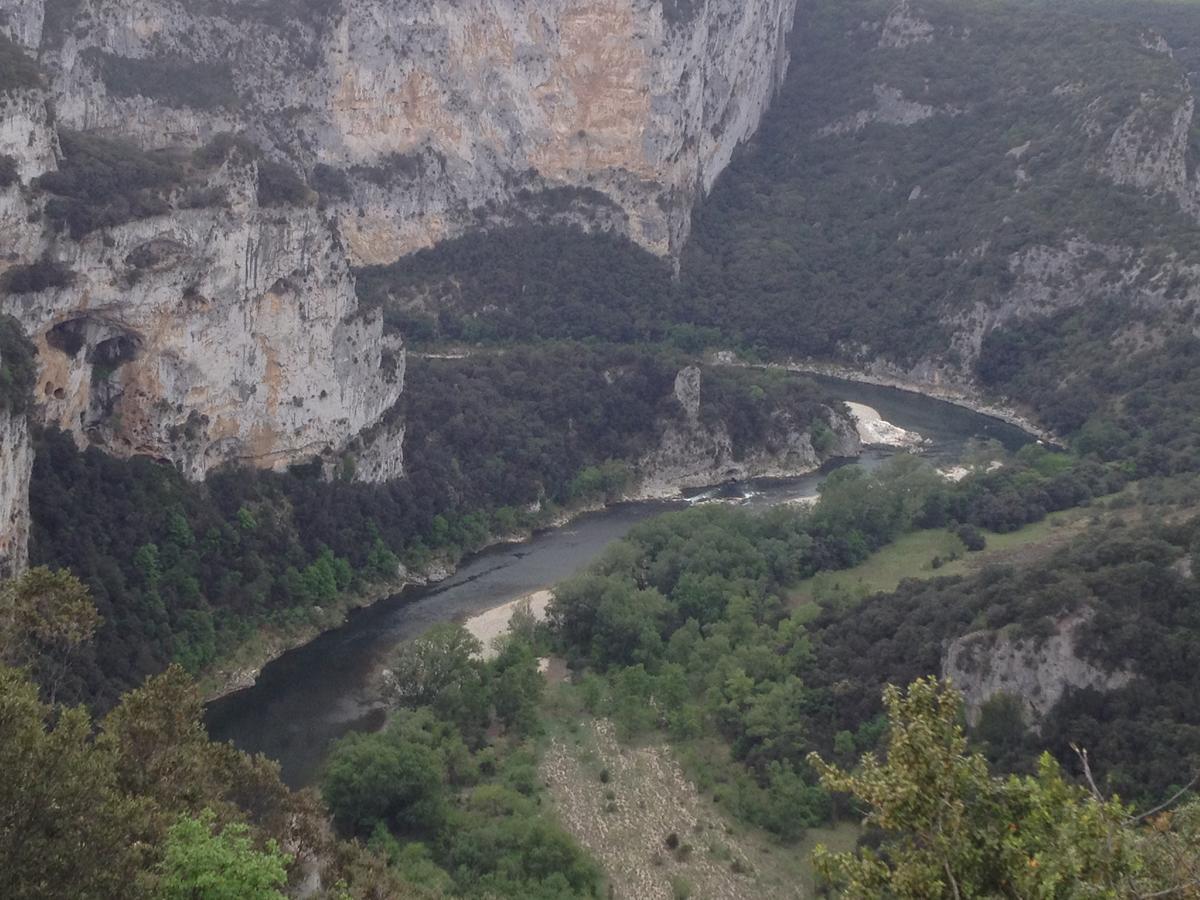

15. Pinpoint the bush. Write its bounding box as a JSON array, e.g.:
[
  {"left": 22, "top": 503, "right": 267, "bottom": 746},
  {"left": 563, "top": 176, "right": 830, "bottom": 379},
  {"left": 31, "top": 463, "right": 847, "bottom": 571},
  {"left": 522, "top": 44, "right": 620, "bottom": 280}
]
[
  {"left": 321, "top": 731, "right": 445, "bottom": 836},
  {"left": 37, "top": 130, "right": 184, "bottom": 237},
  {"left": 0, "top": 32, "right": 41, "bottom": 92},
  {"left": 256, "top": 160, "right": 312, "bottom": 207},
  {"left": 953, "top": 522, "right": 987, "bottom": 552},
  {"left": 0, "top": 154, "right": 19, "bottom": 188},
  {"left": 1, "top": 257, "right": 74, "bottom": 295},
  {"left": 0, "top": 315, "right": 36, "bottom": 414}
]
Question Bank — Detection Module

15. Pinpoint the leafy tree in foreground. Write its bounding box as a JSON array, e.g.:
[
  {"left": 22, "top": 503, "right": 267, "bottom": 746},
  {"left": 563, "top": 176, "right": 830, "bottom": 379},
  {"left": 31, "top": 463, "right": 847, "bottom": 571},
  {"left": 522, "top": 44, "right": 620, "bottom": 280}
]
[
  {"left": 158, "top": 809, "right": 288, "bottom": 900},
  {"left": 808, "top": 678, "right": 1200, "bottom": 898},
  {"left": 0, "top": 566, "right": 100, "bottom": 702}
]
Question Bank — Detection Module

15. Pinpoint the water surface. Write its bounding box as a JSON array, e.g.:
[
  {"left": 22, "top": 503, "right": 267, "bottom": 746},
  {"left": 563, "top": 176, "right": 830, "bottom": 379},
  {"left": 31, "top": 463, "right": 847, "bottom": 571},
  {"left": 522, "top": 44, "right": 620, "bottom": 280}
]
[{"left": 205, "top": 377, "right": 1031, "bottom": 786}]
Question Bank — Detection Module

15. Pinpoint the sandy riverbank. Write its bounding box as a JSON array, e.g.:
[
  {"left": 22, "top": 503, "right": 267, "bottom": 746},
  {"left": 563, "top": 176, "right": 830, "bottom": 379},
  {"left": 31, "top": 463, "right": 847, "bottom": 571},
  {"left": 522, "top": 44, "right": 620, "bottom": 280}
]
[
  {"left": 461, "top": 589, "right": 553, "bottom": 659},
  {"left": 844, "top": 401, "right": 925, "bottom": 449}
]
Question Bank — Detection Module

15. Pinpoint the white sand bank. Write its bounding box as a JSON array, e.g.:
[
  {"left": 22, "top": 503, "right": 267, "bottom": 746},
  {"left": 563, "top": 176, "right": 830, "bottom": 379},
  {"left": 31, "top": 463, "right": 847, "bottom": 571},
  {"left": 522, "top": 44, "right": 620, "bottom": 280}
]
[
  {"left": 462, "top": 589, "right": 553, "bottom": 659},
  {"left": 845, "top": 401, "right": 925, "bottom": 448}
]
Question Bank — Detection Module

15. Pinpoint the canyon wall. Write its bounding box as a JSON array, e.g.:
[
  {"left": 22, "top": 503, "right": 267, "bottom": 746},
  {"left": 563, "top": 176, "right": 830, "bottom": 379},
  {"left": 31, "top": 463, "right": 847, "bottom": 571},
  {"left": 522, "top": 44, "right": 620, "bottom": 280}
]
[
  {"left": 2, "top": 0, "right": 798, "bottom": 263},
  {"left": 638, "top": 365, "right": 860, "bottom": 496},
  {"left": 0, "top": 0, "right": 801, "bottom": 565}
]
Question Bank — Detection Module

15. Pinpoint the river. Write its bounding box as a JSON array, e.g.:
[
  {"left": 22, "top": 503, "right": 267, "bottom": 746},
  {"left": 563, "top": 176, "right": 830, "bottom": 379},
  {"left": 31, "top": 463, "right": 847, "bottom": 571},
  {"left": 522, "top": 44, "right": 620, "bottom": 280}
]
[{"left": 204, "top": 376, "right": 1032, "bottom": 786}]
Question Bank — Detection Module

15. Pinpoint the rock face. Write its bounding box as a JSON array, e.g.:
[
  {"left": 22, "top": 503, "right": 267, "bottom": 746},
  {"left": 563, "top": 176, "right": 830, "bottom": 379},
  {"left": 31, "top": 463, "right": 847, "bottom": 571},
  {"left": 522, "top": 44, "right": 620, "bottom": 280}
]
[
  {"left": 638, "top": 366, "right": 861, "bottom": 496},
  {"left": 0, "top": 402, "right": 31, "bottom": 578},
  {"left": 0, "top": 1, "right": 800, "bottom": 564},
  {"left": 942, "top": 611, "right": 1134, "bottom": 729},
  {"left": 4, "top": 0, "right": 798, "bottom": 264},
  {"left": 2, "top": 144, "right": 405, "bottom": 479}
]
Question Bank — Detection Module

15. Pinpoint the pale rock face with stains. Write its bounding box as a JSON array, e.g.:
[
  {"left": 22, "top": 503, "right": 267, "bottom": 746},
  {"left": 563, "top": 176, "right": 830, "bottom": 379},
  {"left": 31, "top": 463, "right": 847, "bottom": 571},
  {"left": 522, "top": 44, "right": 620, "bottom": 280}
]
[
  {"left": 3, "top": 0, "right": 798, "bottom": 263},
  {"left": 0, "top": 0, "right": 800, "bottom": 563},
  {"left": 638, "top": 366, "right": 861, "bottom": 497},
  {"left": 942, "top": 610, "right": 1135, "bottom": 730},
  {"left": 0, "top": 403, "right": 31, "bottom": 578},
  {"left": 3, "top": 147, "right": 404, "bottom": 480}
]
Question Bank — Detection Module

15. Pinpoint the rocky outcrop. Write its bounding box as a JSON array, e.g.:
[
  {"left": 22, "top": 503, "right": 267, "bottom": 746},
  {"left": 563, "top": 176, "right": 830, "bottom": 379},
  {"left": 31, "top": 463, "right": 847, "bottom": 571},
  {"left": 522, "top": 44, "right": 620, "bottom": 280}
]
[
  {"left": 0, "top": 88, "right": 58, "bottom": 182},
  {"left": 7, "top": 159, "right": 405, "bottom": 478},
  {"left": 0, "top": 403, "right": 31, "bottom": 578},
  {"left": 637, "top": 365, "right": 861, "bottom": 496},
  {"left": 4, "top": 0, "right": 799, "bottom": 264},
  {"left": 943, "top": 610, "right": 1134, "bottom": 729},
  {"left": 844, "top": 401, "right": 924, "bottom": 448},
  {"left": 878, "top": 1, "right": 934, "bottom": 49},
  {"left": 819, "top": 83, "right": 961, "bottom": 136}
]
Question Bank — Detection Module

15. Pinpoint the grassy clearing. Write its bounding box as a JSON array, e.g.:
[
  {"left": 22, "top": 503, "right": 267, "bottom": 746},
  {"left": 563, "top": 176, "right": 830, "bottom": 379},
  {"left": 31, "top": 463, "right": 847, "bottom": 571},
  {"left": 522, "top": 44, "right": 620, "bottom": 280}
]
[{"left": 788, "top": 508, "right": 1094, "bottom": 610}]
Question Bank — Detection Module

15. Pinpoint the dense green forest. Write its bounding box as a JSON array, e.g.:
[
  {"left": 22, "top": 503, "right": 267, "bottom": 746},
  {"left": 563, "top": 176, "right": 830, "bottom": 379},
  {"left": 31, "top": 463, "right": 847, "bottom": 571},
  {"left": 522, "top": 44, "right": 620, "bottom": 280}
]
[
  {"left": 541, "top": 451, "right": 1174, "bottom": 834},
  {"left": 0, "top": 572, "right": 411, "bottom": 899},
  {"left": 28, "top": 347, "right": 842, "bottom": 707},
  {"left": 356, "top": 0, "right": 1200, "bottom": 479}
]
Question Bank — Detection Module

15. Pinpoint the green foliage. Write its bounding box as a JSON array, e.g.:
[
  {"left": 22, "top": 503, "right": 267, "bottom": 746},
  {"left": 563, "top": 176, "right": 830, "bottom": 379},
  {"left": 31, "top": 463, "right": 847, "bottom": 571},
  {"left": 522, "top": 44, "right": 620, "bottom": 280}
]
[
  {"left": 0, "top": 315, "right": 37, "bottom": 414},
  {"left": 379, "top": 624, "right": 488, "bottom": 732},
  {"left": 322, "top": 730, "right": 446, "bottom": 835},
  {"left": 806, "top": 509, "right": 1200, "bottom": 804},
  {"left": 680, "top": 0, "right": 1196, "bottom": 361},
  {"left": 355, "top": 225, "right": 676, "bottom": 345},
  {"left": 0, "top": 256, "right": 75, "bottom": 295},
  {"left": 0, "top": 566, "right": 100, "bottom": 703},
  {"left": 546, "top": 452, "right": 1138, "bottom": 835},
  {"left": 323, "top": 667, "right": 601, "bottom": 897},
  {"left": 0, "top": 31, "right": 41, "bottom": 92},
  {"left": 86, "top": 50, "right": 238, "bottom": 109},
  {"left": 256, "top": 159, "right": 313, "bottom": 207},
  {"left": 158, "top": 810, "right": 287, "bottom": 900},
  {"left": 809, "top": 678, "right": 1198, "bottom": 898},
  {"left": 0, "top": 660, "right": 409, "bottom": 899},
  {"left": 0, "top": 666, "right": 151, "bottom": 899},
  {"left": 36, "top": 130, "right": 185, "bottom": 238}
]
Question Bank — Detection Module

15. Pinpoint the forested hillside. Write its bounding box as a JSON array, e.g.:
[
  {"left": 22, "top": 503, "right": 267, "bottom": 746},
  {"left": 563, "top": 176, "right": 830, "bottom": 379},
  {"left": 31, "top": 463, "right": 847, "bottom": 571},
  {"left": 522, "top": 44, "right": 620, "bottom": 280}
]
[
  {"left": 9, "top": 0, "right": 1200, "bottom": 895},
  {"left": 361, "top": 0, "right": 1200, "bottom": 474},
  {"left": 29, "top": 347, "right": 848, "bottom": 708}
]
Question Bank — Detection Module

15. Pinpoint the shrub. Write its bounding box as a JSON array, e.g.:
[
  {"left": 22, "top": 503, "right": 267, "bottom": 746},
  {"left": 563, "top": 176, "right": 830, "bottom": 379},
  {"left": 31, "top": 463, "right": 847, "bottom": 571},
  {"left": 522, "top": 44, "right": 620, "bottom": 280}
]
[
  {"left": 0, "top": 154, "right": 19, "bottom": 188},
  {"left": 1, "top": 257, "right": 74, "bottom": 294},
  {"left": 0, "top": 315, "right": 36, "bottom": 414},
  {"left": 256, "top": 160, "right": 311, "bottom": 207},
  {"left": 953, "top": 522, "right": 987, "bottom": 552},
  {"left": 0, "top": 32, "right": 41, "bottom": 92},
  {"left": 37, "top": 130, "right": 184, "bottom": 237}
]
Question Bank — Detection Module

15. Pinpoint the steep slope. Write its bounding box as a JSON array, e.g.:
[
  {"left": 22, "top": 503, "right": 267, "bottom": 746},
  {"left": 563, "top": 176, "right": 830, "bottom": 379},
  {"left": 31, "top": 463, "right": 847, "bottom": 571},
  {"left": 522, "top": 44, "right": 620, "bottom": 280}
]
[
  {"left": 0, "top": 0, "right": 801, "bottom": 568},
  {"left": 2, "top": 0, "right": 797, "bottom": 263},
  {"left": 0, "top": 317, "right": 35, "bottom": 578},
  {"left": 681, "top": 0, "right": 1200, "bottom": 468}
]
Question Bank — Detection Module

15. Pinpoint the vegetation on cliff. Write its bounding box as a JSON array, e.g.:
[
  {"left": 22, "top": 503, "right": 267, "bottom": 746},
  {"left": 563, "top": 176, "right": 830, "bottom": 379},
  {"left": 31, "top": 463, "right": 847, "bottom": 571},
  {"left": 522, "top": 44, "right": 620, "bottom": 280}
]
[
  {"left": 0, "top": 315, "right": 37, "bottom": 415},
  {"left": 0, "top": 568, "right": 410, "bottom": 898},
  {"left": 28, "top": 347, "right": 842, "bottom": 708}
]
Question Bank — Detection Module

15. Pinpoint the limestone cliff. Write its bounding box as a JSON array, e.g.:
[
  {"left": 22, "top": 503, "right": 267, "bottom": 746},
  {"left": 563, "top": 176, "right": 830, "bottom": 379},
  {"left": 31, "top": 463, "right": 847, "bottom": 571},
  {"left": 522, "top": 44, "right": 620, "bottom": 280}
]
[
  {"left": 0, "top": 0, "right": 799, "bottom": 565},
  {"left": 637, "top": 365, "right": 860, "bottom": 496},
  {"left": 0, "top": 127, "right": 404, "bottom": 478},
  {"left": 0, "top": 398, "right": 31, "bottom": 579},
  {"left": 0, "top": 317, "right": 35, "bottom": 578},
  {"left": 942, "top": 610, "right": 1134, "bottom": 730},
  {"left": 3, "top": 0, "right": 797, "bottom": 264}
]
